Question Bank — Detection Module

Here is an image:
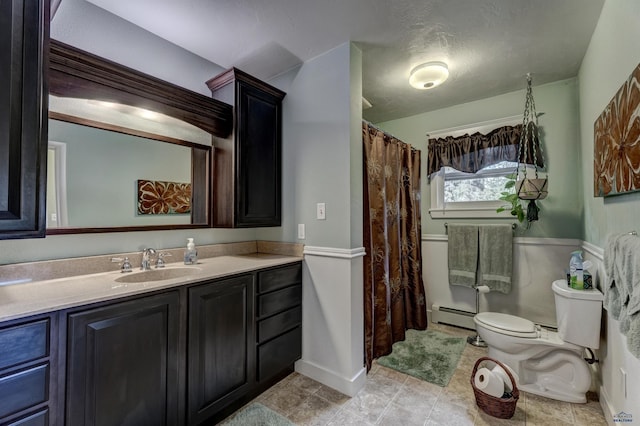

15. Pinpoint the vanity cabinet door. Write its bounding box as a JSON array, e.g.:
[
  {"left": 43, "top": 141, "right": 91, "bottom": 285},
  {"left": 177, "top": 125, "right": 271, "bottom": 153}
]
[
  {"left": 0, "top": 0, "right": 49, "bottom": 239},
  {"left": 207, "top": 68, "right": 286, "bottom": 228},
  {"left": 65, "top": 291, "right": 180, "bottom": 426},
  {"left": 187, "top": 274, "right": 254, "bottom": 425}
]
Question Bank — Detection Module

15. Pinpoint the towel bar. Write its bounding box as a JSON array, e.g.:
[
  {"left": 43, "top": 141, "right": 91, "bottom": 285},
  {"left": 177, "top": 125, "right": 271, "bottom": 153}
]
[{"left": 444, "top": 222, "right": 517, "bottom": 234}]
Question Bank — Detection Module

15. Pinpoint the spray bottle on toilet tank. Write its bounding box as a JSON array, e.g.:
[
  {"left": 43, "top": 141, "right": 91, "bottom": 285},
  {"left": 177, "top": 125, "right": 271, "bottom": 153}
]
[{"left": 569, "top": 250, "right": 583, "bottom": 290}]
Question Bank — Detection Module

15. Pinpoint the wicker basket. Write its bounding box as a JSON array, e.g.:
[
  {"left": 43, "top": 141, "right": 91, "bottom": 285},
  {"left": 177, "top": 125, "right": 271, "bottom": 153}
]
[{"left": 470, "top": 357, "right": 519, "bottom": 419}]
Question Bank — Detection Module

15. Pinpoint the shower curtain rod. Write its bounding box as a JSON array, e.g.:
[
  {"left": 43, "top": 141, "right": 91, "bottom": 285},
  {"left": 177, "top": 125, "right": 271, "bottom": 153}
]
[{"left": 363, "top": 120, "right": 418, "bottom": 152}]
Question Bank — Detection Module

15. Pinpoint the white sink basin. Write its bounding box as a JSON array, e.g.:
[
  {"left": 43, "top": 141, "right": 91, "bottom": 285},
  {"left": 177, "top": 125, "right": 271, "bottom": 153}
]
[{"left": 115, "top": 267, "right": 199, "bottom": 283}]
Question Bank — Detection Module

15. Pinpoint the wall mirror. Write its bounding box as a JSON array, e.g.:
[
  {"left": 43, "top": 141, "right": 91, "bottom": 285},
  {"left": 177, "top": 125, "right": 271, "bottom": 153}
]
[{"left": 47, "top": 40, "right": 232, "bottom": 234}]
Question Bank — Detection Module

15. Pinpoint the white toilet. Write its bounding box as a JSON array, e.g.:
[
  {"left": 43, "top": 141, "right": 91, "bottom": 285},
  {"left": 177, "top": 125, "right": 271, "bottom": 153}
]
[{"left": 473, "top": 280, "right": 603, "bottom": 403}]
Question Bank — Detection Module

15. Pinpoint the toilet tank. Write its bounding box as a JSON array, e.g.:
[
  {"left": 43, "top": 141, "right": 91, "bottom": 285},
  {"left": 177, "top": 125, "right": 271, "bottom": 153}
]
[{"left": 552, "top": 280, "right": 603, "bottom": 349}]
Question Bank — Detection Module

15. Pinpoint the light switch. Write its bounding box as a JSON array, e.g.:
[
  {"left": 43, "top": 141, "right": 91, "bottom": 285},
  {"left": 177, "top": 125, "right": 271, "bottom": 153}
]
[
  {"left": 297, "top": 224, "right": 305, "bottom": 239},
  {"left": 316, "top": 203, "right": 326, "bottom": 220}
]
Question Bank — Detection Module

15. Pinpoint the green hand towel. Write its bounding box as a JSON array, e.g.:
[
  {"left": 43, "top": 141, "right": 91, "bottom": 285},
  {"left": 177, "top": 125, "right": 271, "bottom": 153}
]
[
  {"left": 479, "top": 224, "right": 513, "bottom": 294},
  {"left": 447, "top": 224, "right": 478, "bottom": 288}
]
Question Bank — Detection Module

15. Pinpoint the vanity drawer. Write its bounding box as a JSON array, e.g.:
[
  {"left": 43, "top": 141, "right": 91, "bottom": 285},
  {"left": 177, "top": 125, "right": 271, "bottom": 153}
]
[
  {"left": 257, "top": 327, "right": 301, "bottom": 382},
  {"left": 257, "top": 285, "right": 301, "bottom": 318},
  {"left": 257, "top": 306, "right": 302, "bottom": 344},
  {"left": 0, "top": 320, "right": 49, "bottom": 371},
  {"left": 258, "top": 264, "right": 302, "bottom": 293},
  {"left": 0, "top": 364, "right": 49, "bottom": 419}
]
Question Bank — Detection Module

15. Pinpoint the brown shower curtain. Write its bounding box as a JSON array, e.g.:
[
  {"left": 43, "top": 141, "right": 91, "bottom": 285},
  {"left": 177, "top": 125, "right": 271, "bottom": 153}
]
[{"left": 363, "top": 122, "right": 427, "bottom": 370}]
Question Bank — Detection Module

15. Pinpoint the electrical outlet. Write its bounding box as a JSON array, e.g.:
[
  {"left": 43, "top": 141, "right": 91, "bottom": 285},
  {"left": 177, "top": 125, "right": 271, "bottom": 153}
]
[
  {"left": 317, "top": 203, "right": 326, "bottom": 220},
  {"left": 297, "top": 224, "right": 305, "bottom": 239}
]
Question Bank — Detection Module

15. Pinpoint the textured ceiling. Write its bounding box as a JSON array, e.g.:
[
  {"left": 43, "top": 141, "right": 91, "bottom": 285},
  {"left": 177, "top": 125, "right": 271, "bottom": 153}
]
[{"left": 86, "top": 0, "right": 604, "bottom": 123}]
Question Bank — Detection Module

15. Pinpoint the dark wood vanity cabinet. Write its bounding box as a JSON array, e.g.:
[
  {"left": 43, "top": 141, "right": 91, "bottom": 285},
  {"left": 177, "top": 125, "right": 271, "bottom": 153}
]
[
  {"left": 187, "top": 274, "right": 254, "bottom": 425},
  {"left": 1, "top": 261, "right": 302, "bottom": 425},
  {"left": 0, "top": 314, "right": 57, "bottom": 426},
  {"left": 256, "top": 263, "right": 302, "bottom": 383},
  {"left": 65, "top": 291, "right": 181, "bottom": 426},
  {"left": 207, "top": 68, "right": 286, "bottom": 228},
  {"left": 0, "top": 0, "right": 49, "bottom": 239}
]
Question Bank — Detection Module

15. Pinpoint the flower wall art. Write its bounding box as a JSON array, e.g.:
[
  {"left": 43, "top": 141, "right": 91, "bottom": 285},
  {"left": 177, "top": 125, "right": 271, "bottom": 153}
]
[
  {"left": 137, "top": 179, "right": 191, "bottom": 215},
  {"left": 594, "top": 63, "right": 640, "bottom": 197}
]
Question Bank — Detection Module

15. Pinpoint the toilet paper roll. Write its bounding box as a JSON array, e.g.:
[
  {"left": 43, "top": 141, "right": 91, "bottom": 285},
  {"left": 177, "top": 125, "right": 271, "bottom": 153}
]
[
  {"left": 491, "top": 364, "right": 518, "bottom": 392},
  {"left": 474, "top": 367, "right": 504, "bottom": 398},
  {"left": 476, "top": 285, "right": 491, "bottom": 294}
]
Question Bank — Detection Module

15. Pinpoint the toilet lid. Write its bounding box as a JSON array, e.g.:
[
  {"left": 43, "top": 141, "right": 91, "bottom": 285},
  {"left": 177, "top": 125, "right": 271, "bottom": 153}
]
[{"left": 475, "top": 312, "right": 538, "bottom": 338}]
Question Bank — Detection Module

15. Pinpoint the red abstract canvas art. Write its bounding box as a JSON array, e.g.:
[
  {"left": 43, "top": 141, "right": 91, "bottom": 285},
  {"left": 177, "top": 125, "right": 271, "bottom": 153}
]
[
  {"left": 594, "top": 63, "right": 640, "bottom": 197},
  {"left": 137, "top": 180, "right": 191, "bottom": 214}
]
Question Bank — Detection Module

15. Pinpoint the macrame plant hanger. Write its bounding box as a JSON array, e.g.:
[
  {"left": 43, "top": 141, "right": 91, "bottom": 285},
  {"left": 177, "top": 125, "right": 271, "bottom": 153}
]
[{"left": 516, "top": 73, "right": 548, "bottom": 226}]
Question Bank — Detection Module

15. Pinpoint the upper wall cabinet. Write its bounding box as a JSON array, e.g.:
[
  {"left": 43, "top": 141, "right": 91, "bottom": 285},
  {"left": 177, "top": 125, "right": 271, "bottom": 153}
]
[
  {"left": 0, "top": 0, "right": 49, "bottom": 239},
  {"left": 207, "top": 69, "right": 286, "bottom": 228}
]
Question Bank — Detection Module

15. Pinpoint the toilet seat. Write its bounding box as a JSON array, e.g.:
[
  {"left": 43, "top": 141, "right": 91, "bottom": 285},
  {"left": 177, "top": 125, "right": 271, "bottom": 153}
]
[{"left": 475, "top": 312, "right": 538, "bottom": 338}]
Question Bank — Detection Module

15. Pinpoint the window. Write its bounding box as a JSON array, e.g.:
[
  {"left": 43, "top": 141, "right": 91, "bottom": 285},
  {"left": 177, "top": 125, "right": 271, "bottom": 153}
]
[
  {"left": 444, "top": 161, "right": 517, "bottom": 203},
  {"left": 430, "top": 162, "right": 522, "bottom": 218},
  {"left": 426, "top": 116, "right": 532, "bottom": 219}
]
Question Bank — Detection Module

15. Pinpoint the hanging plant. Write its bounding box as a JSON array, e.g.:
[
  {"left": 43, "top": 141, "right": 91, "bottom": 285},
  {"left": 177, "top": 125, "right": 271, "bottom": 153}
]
[
  {"left": 497, "top": 73, "right": 547, "bottom": 226},
  {"left": 497, "top": 173, "right": 526, "bottom": 223}
]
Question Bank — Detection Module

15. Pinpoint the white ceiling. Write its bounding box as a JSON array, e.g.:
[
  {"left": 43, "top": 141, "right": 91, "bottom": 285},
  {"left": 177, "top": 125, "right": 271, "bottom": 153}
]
[{"left": 86, "top": 0, "right": 604, "bottom": 123}]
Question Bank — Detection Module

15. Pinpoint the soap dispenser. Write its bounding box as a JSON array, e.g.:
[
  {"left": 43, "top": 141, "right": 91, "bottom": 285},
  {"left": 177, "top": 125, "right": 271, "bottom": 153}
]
[{"left": 184, "top": 238, "right": 198, "bottom": 265}]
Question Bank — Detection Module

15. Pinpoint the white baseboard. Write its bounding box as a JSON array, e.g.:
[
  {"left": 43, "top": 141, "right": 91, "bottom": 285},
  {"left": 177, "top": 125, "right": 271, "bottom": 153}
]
[
  {"left": 599, "top": 384, "right": 615, "bottom": 426},
  {"left": 294, "top": 359, "right": 367, "bottom": 397}
]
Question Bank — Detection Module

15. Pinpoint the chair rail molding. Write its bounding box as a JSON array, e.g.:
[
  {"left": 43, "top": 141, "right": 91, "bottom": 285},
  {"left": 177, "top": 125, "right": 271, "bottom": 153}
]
[{"left": 303, "top": 246, "right": 366, "bottom": 259}]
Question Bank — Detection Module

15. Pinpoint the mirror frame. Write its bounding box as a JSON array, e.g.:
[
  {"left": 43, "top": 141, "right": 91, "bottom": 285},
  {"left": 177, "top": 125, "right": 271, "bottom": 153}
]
[{"left": 47, "top": 40, "right": 232, "bottom": 235}]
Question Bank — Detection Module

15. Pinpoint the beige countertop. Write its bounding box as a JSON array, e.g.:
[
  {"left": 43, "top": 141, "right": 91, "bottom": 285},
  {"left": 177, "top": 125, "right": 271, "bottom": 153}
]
[{"left": 0, "top": 253, "right": 302, "bottom": 323}]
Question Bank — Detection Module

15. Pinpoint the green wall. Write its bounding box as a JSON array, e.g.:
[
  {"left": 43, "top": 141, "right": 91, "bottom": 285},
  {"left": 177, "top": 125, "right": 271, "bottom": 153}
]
[
  {"left": 579, "top": 0, "right": 640, "bottom": 247},
  {"left": 258, "top": 43, "right": 363, "bottom": 250},
  {"left": 376, "top": 78, "right": 582, "bottom": 238}
]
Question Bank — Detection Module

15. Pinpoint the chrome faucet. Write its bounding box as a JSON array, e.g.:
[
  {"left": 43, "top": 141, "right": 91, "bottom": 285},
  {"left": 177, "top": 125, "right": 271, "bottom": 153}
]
[
  {"left": 141, "top": 248, "right": 157, "bottom": 270},
  {"left": 111, "top": 257, "right": 133, "bottom": 273},
  {"left": 156, "top": 252, "right": 172, "bottom": 268}
]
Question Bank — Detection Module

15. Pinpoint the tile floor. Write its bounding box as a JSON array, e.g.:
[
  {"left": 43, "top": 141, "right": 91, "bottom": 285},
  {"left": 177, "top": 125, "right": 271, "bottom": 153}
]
[{"left": 232, "top": 323, "right": 609, "bottom": 425}]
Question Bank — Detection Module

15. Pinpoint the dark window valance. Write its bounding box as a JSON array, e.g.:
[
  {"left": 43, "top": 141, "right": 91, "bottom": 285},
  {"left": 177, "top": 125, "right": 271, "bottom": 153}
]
[{"left": 427, "top": 124, "right": 544, "bottom": 180}]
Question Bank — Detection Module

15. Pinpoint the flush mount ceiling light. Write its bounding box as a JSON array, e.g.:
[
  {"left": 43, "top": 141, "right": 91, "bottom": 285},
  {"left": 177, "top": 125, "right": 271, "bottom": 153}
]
[{"left": 409, "top": 61, "right": 449, "bottom": 90}]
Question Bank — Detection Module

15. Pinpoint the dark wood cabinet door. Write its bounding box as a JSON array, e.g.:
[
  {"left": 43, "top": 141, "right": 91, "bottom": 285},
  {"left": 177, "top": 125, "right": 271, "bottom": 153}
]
[
  {"left": 0, "top": 0, "right": 48, "bottom": 239},
  {"left": 187, "top": 274, "right": 254, "bottom": 425},
  {"left": 235, "top": 81, "right": 282, "bottom": 227},
  {"left": 66, "top": 292, "right": 180, "bottom": 426},
  {"left": 207, "top": 68, "right": 285, "bottom": 228}
]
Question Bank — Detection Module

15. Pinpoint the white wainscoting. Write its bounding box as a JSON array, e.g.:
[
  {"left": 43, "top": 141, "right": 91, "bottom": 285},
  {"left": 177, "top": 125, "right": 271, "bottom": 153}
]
[
  {"left": 582, "top": 241, "right": 640, "bottom": 426},
  {"left": 295, "top": 246, "right": 367, "bottom": 397},
  {"left": 423, "top": 234, "right": 582, "bottom": 328}
]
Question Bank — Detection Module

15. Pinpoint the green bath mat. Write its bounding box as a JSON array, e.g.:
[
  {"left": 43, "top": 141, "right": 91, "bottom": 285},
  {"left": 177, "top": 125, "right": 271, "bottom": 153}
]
[
  {"left": 219, "top": 402, "right": 294, "bottom": 426},
  {"left": 376, "top": 329, "right": 466, "bottom": 387}
]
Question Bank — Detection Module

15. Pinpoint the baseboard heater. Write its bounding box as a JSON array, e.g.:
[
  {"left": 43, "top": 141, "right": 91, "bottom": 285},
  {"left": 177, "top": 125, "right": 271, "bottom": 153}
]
[{"left": 431, "top": 304, "right": 476, "bottom": 330}]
